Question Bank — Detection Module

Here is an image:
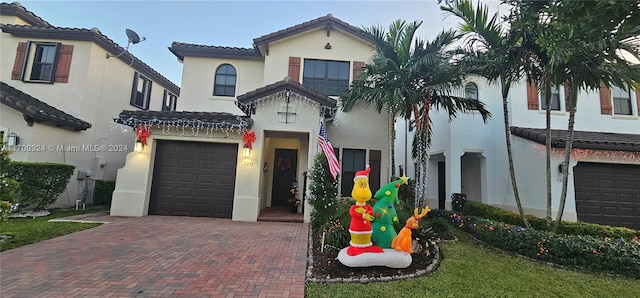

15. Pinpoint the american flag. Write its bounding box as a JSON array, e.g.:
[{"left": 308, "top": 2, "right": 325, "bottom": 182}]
[{"left": 318, "top": 121, "right": 340, "bottom": 179}]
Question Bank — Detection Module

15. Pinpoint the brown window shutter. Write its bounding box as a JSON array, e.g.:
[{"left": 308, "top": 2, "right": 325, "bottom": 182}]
[
  {"left": 54, "top": 44, "right": 74, "bottom": 83},
  {"left": 599, "top": 83, "right": 612, "bottom": 115},
  {"left": 369, "top": 150, "right": 381, "bottom": 193},
  {"left": 352, "top": 61, "right": 364, "bottom": 82},
  {"left": 288, "top": 57, "right": 300, "bottom": 82},
  {"left": 526, "top": 79, "right": 539, "bottom": 110},
  {"left": 11, "top": 42, "right": 28, "bottom": 80}
]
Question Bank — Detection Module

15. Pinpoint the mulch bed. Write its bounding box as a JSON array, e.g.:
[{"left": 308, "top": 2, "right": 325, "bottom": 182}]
[{"left": 309, "top": 236, "right": 438, "bottom": 281}]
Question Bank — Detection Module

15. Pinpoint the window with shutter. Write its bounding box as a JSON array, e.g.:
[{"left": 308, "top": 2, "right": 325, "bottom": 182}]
[
  {"left": 130, "top": 72, "right": 152, "bottom": 110},
  {"left": 11, "top": 41, "right": 73, "bottom": 83}
]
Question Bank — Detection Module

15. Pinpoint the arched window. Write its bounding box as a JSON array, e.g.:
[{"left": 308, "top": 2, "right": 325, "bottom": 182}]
[
  {"left": 465, "top": 82, "right": 479, "bottom": 101},
  {"left": 214, "top": 64, "right": 236, "bottom": 96}
]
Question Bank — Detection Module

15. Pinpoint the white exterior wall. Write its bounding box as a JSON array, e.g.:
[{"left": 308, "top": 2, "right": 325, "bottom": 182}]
[
  {"left": 1, "top": 31, "right": 178, "bottom": 207},
  {"left": 179, "top": 57, "right": 264, "bottom": 114},
  {"left": 264, "top": 28, "right": 375, "bottom": 85}
]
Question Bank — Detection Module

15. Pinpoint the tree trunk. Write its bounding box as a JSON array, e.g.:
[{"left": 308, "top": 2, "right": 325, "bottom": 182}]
[
  {"left": 553, "top": 82, "right": 578, "bottom": 232},
  {"left": 502, "top": 78, "right": 530, "bottom": 228},
  {"left": 544, "top": 80, "right": 553, "bottom": 226}
]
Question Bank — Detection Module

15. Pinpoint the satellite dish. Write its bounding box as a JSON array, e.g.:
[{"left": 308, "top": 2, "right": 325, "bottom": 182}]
[
  {"left": 106, "top": 28, "right": 146, "bottom": 60},
  {"left": 126, "top": 29, "right": 144, "bottom": 44}
]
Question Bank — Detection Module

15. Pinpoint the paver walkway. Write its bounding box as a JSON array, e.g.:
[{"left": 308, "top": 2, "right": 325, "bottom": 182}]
[{"left": 0, "top": 214, "right": 308, "bottom": 297}]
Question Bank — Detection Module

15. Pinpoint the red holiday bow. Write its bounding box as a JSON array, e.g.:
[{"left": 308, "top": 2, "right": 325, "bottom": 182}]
[
  {"left": 135, "top": 125, "right": 150, "bottom": 146},
  {"left": 243, "top": 130, "right": 256, "bottom": 149}
]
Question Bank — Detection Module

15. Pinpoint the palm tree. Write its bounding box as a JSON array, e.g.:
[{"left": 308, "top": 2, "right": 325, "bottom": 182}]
[
  {"left": 441, "top": 0, "right": 532, "bottom": 227},
  {"left": 515, "top": 0, "right": 640, "bottom": 231},
  {"left": 342, "top": 19, "right": 490, "bottom": 208}
]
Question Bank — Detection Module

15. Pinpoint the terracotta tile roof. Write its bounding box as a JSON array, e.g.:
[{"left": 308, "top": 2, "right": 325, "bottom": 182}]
[
  {"left": 511, "top": 126, "right": 640, "bottom": 152},
  {"left": 114, "top": 110, "right": 253, "bottom": 130},
  {"left": 169, "top": 42, "right": 261, "bottom": 61},
  {"left": 0, "top": 2, "right": 51, "bottom": 27},
  {"left": 252, "top": 14, "right": 368, "bottom": 47},
  {"left": 0, "top": 81, "right": 92, "bottom": 131},
  {"left": 1, "top": 24, "right": 180, "bottom": 94}
]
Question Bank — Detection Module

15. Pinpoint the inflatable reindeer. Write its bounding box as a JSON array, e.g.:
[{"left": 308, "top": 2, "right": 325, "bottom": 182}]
[{"left": 391, "top": 207, "right": 430, "bottom": 254}]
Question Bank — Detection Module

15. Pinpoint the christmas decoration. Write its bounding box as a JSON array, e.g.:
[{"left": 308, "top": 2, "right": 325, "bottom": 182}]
[
  {"left": 392, "top": 207, "right": 430, "bottom": 254},
  {"left": 135, "top": 125, "right": 150, "bottom": 146},
  {"left": 371, "top": 175, "right": 409, "bottom": 248},
  {"left": 345, "top": 166, "right": 383, "bottom": 256},
  {"left": 243, "top": 130, "right": 256, "bottom": 149}
]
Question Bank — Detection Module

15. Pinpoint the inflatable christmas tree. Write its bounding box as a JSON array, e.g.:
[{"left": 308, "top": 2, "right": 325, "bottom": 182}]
[{"left": 371, "top": 175, "right": 408, "bottom": 248}]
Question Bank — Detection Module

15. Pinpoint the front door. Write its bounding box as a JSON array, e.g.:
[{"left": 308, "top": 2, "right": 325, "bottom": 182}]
[{"left": 271, "top": 149, "right": 298, "bottom": 207}]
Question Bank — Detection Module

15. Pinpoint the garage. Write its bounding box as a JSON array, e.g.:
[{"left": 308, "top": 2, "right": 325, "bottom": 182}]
[
  {"left": 149, "top": 140, "right": 238, "bottom": 218},
  {"left": 573, "top": 162, "right": 640, "bottom": 230}
]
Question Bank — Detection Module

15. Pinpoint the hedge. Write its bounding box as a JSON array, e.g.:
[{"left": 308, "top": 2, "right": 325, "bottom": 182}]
[
  {"left": 451, "top": 214, "right": 640, "bottom": 278},
  {"left": 93, "top": 180, "right": 116, "bottom": 205},
  {"left": 461, "top": 200, "right": 638, "bottom": 239},
  {"left": 6, "top": 161, "right": 75, "bottom": 209}
]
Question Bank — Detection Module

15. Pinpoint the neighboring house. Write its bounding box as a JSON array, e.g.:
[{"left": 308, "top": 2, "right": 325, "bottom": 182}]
[
  {"left": 0, "top": 2, "right": 180, "bottom": 207},
  {"left": 110, "top": 14, "right": 393, "bottom": 222},
  {"left": 396, "top": 67, "right": 640, "bottom": 229}
]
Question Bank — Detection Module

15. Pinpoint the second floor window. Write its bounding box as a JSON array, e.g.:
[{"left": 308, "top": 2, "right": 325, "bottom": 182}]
[
  {"left": 162, "top": 90, "right": 177, "bottom": 111},
  {"left": 540, "top": 86, "right": 561, "bottom": 111},
  {"left": 612, "top": 86, "right": 632, "bottom": 115},
  {"left": 130, "top": 72, "right": 152, "bottom": 110},
  {"left": 214, "top": 64, "right": 236, "bottom": 96},
  {"left": 30, "top": 43, "right": 58, "bottom": 82},
  {"left": 303, "top": 59, "right": 349, "bottom": 96},
  {"left": 465, "top": 82, "right": 479, "bottom": 109}
]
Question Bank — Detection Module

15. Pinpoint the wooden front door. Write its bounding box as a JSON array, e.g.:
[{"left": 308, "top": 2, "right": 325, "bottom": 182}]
[{"left": 271, "top": 149, "right": 298, "bottom": 207}]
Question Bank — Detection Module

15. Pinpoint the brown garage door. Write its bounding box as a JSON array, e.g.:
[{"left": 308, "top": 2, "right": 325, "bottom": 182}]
[
  {"left": 574, "top": 162, "right": 640, "bottom": 230},
  {"left": 149, "top": 140, "right": 237, "bottom": 218}
]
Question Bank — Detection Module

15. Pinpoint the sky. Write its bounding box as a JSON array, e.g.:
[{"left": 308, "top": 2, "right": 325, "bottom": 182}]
[{"left": 17, "top": 0, "right": 505, "bottom": 86}]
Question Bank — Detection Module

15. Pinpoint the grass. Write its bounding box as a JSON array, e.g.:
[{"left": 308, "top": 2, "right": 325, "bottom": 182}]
[
  {"left": 0, "top": 206, "right": 107, "bottom": 252},
  {"left": 306, "top": 230, "right": 640, "bottom": 298}
]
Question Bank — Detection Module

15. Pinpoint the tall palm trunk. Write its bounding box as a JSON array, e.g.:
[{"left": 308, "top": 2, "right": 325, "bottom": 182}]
[
  {"left": 501, "top": 78, "right": 530, "bottom": 228},
  {"left": 543, "top": 80, "right": 553, "bottom": 226},
  {"left": 553, "top": 82, "right": 578, "bottom": 231},
  {"left": 413, "top": 100, "right": 430, "bottom": 208}
]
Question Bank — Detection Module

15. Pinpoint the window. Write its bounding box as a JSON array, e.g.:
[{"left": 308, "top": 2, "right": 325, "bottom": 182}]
[
  {"left": 162, "top": 90, "right": 177, "bottom": 111},
  {"left": 340, "top": 149, "right": 366, "bottom": 196},
  {"left": 465, "top": 82, "right": 479, "bottom": 109},
  {"left": 303, "top": 59, "right": 350, "bottom": 96},
  {"left": 130, "top": 72, "right": 152, "bottom": 110},
  {"left": 29, "top": 43, "right": 58, "bottom": 81},
  {"left": 214, "top": 64, "right": 236, "bottom": 96},
  {"left": 540, "top": 86, "right": 561, "bottom": 111},
  {"left": 612, "top": 86, "right": 632, "bottom": 115}
]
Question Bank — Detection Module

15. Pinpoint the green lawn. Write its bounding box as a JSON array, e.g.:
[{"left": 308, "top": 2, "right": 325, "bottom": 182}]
[
  {"left": 306, "top": 231, "right": 640, "bottom": 298},
  {"left": 0, "top": 206, "right": 107, "bottom": 252}
]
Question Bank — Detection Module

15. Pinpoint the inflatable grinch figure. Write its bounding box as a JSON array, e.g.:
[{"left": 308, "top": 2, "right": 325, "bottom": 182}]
[
  {"left": 346, "top": 166, "right": 384, "bottom": 256},
  {"left": 371, "top": 174, "right": 409, "bottom": 248}
]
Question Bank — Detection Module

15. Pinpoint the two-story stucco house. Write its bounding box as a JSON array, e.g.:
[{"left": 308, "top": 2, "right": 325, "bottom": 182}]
[
  {"left": 0, "top": 2, "right": 180, "bottom": 207},
  {"left": 110, "top": 14, "right": 393, "bottom": 222},
  {"left": 396, "top": 67, "right": 640, "bottom": 229}
]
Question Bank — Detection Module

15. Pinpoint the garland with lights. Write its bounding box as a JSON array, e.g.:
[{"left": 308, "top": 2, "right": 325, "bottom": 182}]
[
  {"left": 532, "top": 144, "right": 640, "bottom": 162},
  {"left": 113, "top": 115, "right": 252, "bottom": 137},
  {"left": 236, "top": 90, "right": 337, "bottom": 117}
]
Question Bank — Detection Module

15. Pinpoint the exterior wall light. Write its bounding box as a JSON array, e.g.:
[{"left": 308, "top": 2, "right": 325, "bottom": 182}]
[
  {"left": 134, "top": 139, "right": 144, "bottom": 152},
  {"left": 7, "top": 132, "right": 19, "bottom": 146},
  {"left": 243, "top": 144, "right": 251, "bottom": 158}
]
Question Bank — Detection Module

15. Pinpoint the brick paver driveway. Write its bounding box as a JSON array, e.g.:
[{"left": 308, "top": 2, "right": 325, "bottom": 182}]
[{"left": 0, "top": 214, "right": 308, "bottom": 297}]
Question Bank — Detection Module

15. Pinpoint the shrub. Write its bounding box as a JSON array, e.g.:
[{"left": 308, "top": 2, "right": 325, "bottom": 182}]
[
  {"left": 5, "top": 161, "right": 75, "bottom": 209},
  {"left": 1, "top": 144, "right": 20, "bottom": 218},
  {"left": 451, "top": 193, "right": 467, "bottom": 212},
  {"left": 93, "top": 180, "right": 116, "bottom": 205},
  {"left": 450, "top": 214, "right": 640, "bottom": 278},
  {"left": 462, "top": 201, "right": 638, "bottom": 239},
  {"left": 423, "top": 217, "right": 455, "bottom": 240},
  {"left": 307, "top": 153, "right": 339, "bottom": 231}
]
